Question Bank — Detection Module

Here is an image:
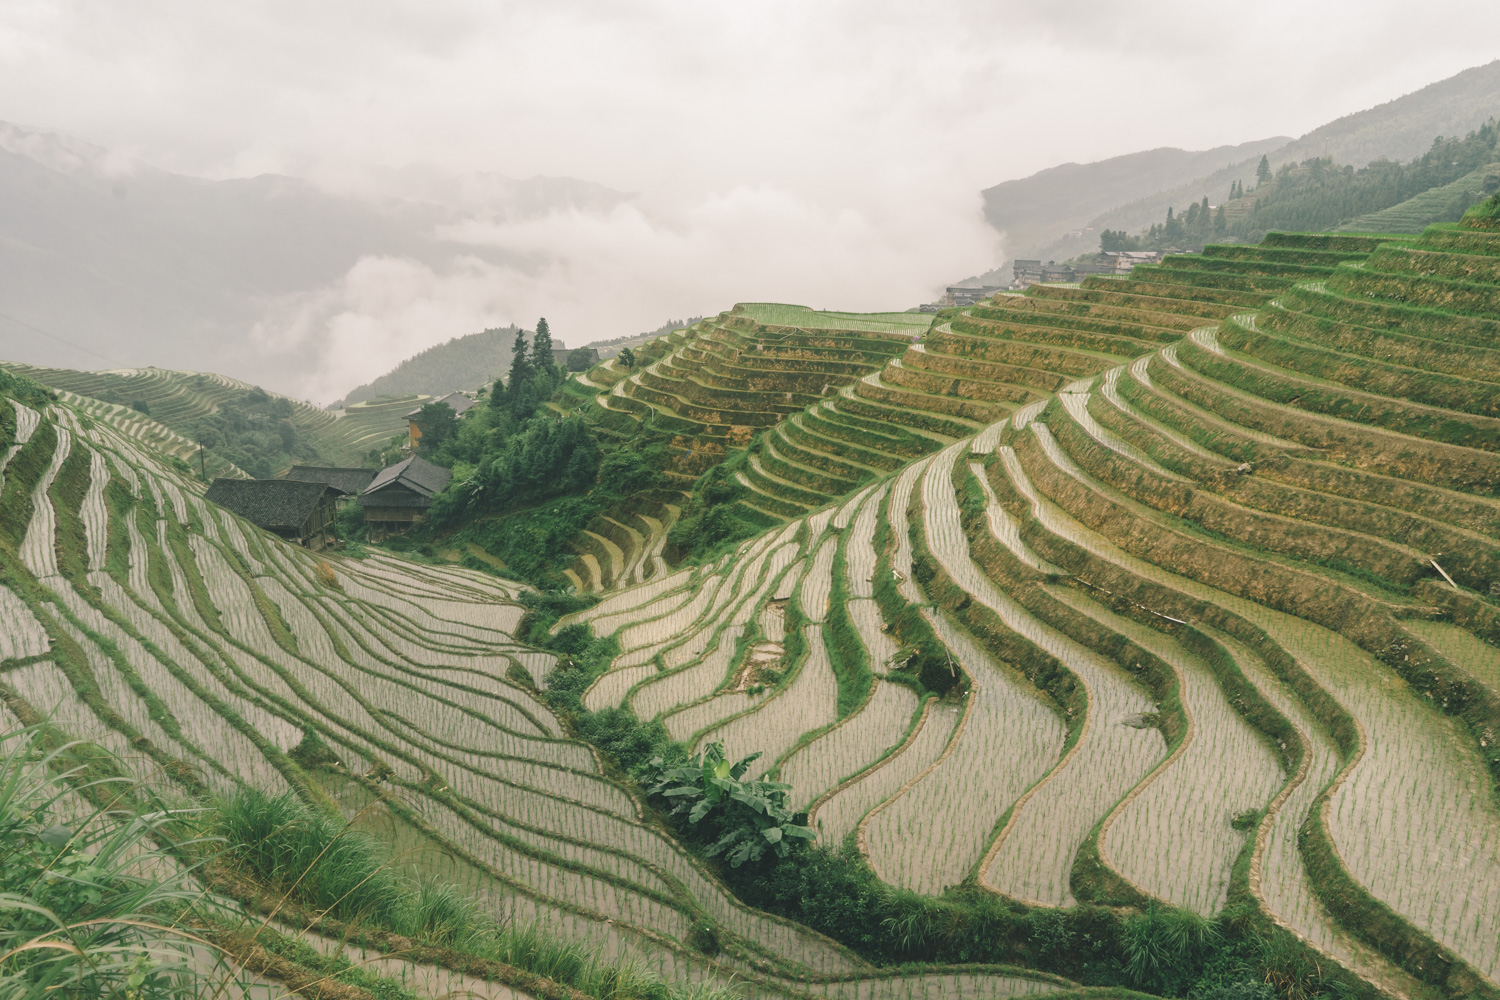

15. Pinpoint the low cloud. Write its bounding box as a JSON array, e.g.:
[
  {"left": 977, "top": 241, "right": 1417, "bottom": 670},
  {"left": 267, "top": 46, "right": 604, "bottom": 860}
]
[
  {"left": 251, "top": 254, "right": 527, "bottom": 405},
  {"left": 254, "top": 182, "right": 1000, "bottom": 405}
]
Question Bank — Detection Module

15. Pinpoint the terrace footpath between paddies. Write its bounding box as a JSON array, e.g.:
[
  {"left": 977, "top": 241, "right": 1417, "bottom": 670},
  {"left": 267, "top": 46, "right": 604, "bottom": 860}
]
[{"left": 0, "top": 381, "right": 1091, "bottom": 1000}]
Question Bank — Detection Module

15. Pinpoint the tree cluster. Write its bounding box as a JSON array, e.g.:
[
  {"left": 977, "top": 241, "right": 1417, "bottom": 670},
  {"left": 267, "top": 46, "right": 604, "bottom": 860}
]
[
  {"left": 191, "top": 386, "right": 316, "bottom": 479},
  {"left": 414, "top": 316, "right": 677, "bottom": 580},
  {"left": 1100, "top": 196, "right": 1225, "bottom": 252},
  {"left": 1233, "top": 122, "right": 1500, "bottom": 236},
  {"left": 1103, "top": 121, "right": 1500, "bottom": 251},
  {"left": 493, "top": 317, "right": 562, "bottom": 421}
]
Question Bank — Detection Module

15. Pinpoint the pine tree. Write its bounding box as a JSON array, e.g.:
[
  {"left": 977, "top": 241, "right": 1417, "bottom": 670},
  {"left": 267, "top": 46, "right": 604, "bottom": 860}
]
[
  {"left": 532, "top": 317, "right": 557, "bottom": 382},
  {"left": 496, "top": 327, "right": 532, "bottom": 409},
  {"left": 1256, "top": 155, "right": 1272, "bottom": 187},
  {"left": 1214, "top": 204, "right": 1227, "bottom": 232}
]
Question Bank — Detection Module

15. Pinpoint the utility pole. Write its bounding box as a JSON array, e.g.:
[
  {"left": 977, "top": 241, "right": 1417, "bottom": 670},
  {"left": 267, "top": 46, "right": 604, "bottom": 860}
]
[{"left": 198, "top": 442, "right": 206, "bottom": 481}]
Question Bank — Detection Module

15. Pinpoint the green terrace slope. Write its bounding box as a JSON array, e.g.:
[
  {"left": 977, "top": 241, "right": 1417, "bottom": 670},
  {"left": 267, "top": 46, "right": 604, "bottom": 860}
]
[
  {"left": 587, "top": 305, "right": 924, "bottom": 463},
  {"left": 571, "top": 223, "right": 1500, "bottom": 1000},
  {"left": 1337, "top": 161, "right": 1500, "bottom": 233},
  {"left": 321, "top": 392, "right": 436, "bottom": 464},
  {"left": 631, "top": 262, "right": 1292, "bottom": 548},
  {"left": 0, "top": 376, "right": 1090, "bottom": 1000},
  {"left": 2, "top": 362, "right": 423, "bottom": 473}
]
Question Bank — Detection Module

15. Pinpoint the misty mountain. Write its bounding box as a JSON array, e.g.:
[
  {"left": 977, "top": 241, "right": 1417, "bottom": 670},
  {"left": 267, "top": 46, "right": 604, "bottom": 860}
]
[
  {"left": 981, "top": 59, "right": 1500, "bottom": 273},
  {"left": 333, "top": 325, "right": 529, "bottom": 408},
  {"left": 0, "top": 120, "right": 629, "bottom": 395},
  {"left": 978, "top": 138, "right": 1290, "bottom": 273}
]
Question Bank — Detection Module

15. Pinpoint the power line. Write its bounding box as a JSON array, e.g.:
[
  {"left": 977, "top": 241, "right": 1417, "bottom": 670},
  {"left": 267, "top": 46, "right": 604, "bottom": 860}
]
[{"left": 0, "top": 309, "right": 125, "bottom": 368}]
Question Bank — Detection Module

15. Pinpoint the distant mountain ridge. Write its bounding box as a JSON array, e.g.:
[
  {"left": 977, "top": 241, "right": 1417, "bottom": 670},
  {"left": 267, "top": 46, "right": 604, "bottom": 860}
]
[
  {"left": 979, "top": 139, "right": 1290, "bottom": 272},
  {"left": 979, "top": 59, "right": 1500, "bottom": 276},
  {"left": 334, "top": 325, "right": 530, "bottom": 407}
]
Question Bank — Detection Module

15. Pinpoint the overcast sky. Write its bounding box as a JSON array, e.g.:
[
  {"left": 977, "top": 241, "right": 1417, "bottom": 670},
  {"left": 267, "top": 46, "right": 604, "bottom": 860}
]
[{"left": 4, "top": 1, "right": 1500, "bottom": 398}]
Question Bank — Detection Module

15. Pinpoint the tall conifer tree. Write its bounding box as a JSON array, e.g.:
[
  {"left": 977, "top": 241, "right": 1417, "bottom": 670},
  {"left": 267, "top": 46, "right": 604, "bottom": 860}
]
[
  {"left": 532, "top": 317, "right": 557, "bottom": 382},
  {"left": 498, "top": 327, "right": 532, "bottom": 409}
]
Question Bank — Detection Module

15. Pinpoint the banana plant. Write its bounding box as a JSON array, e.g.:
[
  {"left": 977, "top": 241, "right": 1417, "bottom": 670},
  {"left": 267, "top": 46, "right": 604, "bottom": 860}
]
[{"left": 645, "top": 742, "right": 815, "bottom": 866}]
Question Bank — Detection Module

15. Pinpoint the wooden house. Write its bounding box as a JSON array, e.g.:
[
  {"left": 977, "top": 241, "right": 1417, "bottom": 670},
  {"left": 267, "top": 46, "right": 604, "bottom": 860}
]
[
  {"left": 358, "top": 454, "right": 452, "bottom": 534},
  {"left": 204, "top": 478, "right": 340, "bottom": 549}
]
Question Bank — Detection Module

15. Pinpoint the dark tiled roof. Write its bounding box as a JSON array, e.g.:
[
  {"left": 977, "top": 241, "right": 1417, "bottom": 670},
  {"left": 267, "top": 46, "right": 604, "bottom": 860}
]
[
  {"left": 284, "top": 465, "right": 377, "bottom": 495},
  {"left": 358, "top": 454, "right": 452, "bottom": 508},
  {"left": 204, "top": 479, "right": 332, "bottom": 531},
  {"left": 404, "top": 392, "right": 476, "bottom": 419}
]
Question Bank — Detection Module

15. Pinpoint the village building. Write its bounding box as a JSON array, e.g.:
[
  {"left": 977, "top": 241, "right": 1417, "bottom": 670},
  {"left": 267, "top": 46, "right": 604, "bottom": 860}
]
[
  {"left": 1095, "top": 250, "right": 1167, "bottom": 273},
  {"left": 1010, "top": 259, "right": 1045, "bottom": 287},
  {"left": 406, "top": 391, "right": 476, "bottom": 449},
  {"left": 944, "top": 285, "right": 1005, "bottom": 307},
  {"left": 358, "top": 454, "right": 453, "bottom": 536},
  {"left": 283, "top": 465, "right": 377, "bottom": 496},
  {"left": 204, "top": 478, "right": 340, "bottom": 549}
]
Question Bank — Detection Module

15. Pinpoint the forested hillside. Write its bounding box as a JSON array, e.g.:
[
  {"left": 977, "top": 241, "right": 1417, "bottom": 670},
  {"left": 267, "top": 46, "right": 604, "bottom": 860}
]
[{"left": 1100, "top": 122, "right": 1500, "bottom": 251}]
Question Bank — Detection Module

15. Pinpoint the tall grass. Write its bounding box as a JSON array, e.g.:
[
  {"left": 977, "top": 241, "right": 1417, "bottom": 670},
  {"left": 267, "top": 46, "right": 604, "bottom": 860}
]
[
  {"left": 0, "top": 724, "right": 239, "bottom": 1000},
  {"left": 216, "top": 788, "right": 742, "bottom": 1000}
]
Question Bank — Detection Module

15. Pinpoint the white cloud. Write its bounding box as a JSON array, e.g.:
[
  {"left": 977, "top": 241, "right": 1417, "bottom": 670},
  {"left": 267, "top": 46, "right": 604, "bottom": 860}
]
[
  {"left": 259, "top": 179, "right": 999, "bottom": 404},
  {"left": 252, "top": 254, "right": 525, "bottom": 404}
]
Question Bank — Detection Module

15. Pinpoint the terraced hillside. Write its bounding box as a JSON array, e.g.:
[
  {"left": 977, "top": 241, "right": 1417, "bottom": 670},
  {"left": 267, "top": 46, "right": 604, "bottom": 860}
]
[
  {"left": 0, "top": 373, "right": 1084, "bottom": 1000},
  {"left": 321, "top": 392, "right": 436, "bottom": 464},
  {"left": 14, "top": 217, "right": 1500, "bottom": 1000},
  {"left": 572, "top": 223, "right": 1500, "bottom": 1000},
  {"left": 559, "top": 492, "right": 685, "bottom": 593},
  {"left": 2, "top": 362, "right": 423, "bottom": 472},
  {"left": 585, "top": 305, "right": 923, "bottom": 472}
]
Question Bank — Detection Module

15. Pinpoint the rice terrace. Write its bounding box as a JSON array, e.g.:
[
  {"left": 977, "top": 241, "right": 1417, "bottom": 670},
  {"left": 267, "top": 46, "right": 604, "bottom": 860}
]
[{"left": 12, "top": 29, "right": 1500, "bottom": 1000}]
